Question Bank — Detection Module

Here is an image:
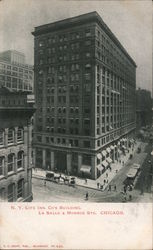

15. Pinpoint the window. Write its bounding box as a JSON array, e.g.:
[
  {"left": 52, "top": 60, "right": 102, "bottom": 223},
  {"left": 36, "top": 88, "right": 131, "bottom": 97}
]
[
  {"left": 0, "top": 157, "right": 4, "bottom": 175},
  {"left": 8, "top": 154, "right": 14, "bottom": 172},
  {"left": 85, "top": 52, "right": 91, "bottom": 58},
  {"left": 17, "top": 151, "right": 24, "bottom": 169},
  {"left": 85, "top": 30, "right": 91, "bottom": 37},
  {"left": 85, "top": 40, "right": 91, "bottom": 46},
  {"left": 17, "top": 179, "right": 24, "bottom": 199},
  {"left": 8, "top": 129, "right": 14, "bottom": 144},
  {"left": 0, "top": 130, "right": 4, "bottom": 146},
  {"left": 8, "top": 183, "right": 15, "bottom": 202},
  {"left": 17, "top": 128, "right": 23, "bottom": 142}
]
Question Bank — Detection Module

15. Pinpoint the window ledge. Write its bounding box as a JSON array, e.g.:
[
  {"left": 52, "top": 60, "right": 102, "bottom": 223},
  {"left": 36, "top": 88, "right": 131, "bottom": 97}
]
[
  {"left": 0, "top": 175, "right": 5, "bottom": 180},
  {"left": 7, "top": 171, "right": 15, "bottom": 177},
  {"left": 17, "top": 168, "right": 24, "bottom": 173}
]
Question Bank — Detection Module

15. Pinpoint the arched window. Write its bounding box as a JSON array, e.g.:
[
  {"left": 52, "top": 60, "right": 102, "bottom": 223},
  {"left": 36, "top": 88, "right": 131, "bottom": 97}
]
[
  {"left": 17, "top": 151, "right": 24, "bottom": 169},
  {"left": 8, "top": 183, "right": 15, "bottom": 202},
  {"left": 8, "top": 153, "right": 15, "bottom": 172},
  {"left": 17, "top": 179, "right": 24, "bottom": 199},
  {"left": 0, "top": 156, "right": 4, "bottom": 176},
  {"left": 17, "top": 127, "right": 23, "bottom": 142},
  {"left": 0, "top": 130, "right": 4, "bottom": 146},
  {"left": 8, "top": 128, "right": 14, "bottom": 144}
]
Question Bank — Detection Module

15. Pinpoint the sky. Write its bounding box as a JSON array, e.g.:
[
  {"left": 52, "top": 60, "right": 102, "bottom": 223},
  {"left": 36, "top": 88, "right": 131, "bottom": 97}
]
[{"left": 0, "top": 0, "right": 152, "bottom": 93}]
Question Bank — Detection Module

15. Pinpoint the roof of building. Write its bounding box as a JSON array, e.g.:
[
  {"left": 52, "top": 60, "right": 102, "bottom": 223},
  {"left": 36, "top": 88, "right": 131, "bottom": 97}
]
[{"left": 32, "top": 11, "right": 136, "bottom": 67}]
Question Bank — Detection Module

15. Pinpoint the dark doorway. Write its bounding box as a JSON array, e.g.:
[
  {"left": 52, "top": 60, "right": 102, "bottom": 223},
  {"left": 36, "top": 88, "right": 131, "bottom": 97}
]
[{"left": 55, "top": 151, "right": 67, "bottom": 172}]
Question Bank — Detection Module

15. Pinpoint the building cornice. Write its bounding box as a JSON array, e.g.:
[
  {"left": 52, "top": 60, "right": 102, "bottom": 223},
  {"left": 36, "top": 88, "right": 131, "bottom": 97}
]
[{"left": 32, "top": 11, "right": 136, "bottom": 67}]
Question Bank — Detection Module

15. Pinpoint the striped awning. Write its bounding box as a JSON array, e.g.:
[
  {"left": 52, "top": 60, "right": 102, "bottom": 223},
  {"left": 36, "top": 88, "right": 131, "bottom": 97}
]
[
  {"left": 97, "top": 165, "right": 104, "bottom": 171},
  {"left": 97, "top": 153, "right": 102, "bottom": 160},
  {"left": 106, "top": 147, "right": 111, "bottom": 153},
  {"left": 102, "top": 160, "right": 108, "bottom": 168},
  {"left": 102, "top": 150, "right": 107, "bottom": 156},
  {"left": 80, "top": 165, "right": 91, "bottom": 174},
  {"left": 106, "top": 157, "right": 112, "bottom": 164}
]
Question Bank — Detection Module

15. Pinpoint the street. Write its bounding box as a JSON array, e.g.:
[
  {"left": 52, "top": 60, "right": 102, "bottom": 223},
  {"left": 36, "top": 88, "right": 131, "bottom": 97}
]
[{"left": 32, "top": 142, "right": 153, "bottom": 203}]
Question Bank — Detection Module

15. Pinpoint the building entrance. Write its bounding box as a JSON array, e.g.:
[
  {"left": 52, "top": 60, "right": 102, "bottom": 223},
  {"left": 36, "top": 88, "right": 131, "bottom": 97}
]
[{"left": 55, "top": 151, "right": 67, "bottom": 172}]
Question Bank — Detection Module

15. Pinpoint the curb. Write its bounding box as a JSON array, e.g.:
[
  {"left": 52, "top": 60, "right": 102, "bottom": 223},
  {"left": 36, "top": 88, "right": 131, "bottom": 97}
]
[{"left": 32, "top": 174, "right": 103, "bottom": 192}]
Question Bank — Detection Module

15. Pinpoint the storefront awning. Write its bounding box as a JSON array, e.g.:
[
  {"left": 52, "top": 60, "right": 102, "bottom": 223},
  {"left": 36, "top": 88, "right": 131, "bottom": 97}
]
[
  {"left": 80, "top": 165, "right": 91, "bottom": 174},
  {"left": 126, "top": 168, "right": 138, "bottom": 178},
  {"left": 106, "top": 147, "right": 111, "bottom": 153},
  {"left": 110, "top": 145, "right": 114, "bottom": 150},
  {"left": 102, "top": 160, "right": 108, "bottom": 168},
  {"left": 97, "top": 153, "right": 102, "bottom": 160},
  {"left": 106, "top": 157, "right": 112, "bottom": 164},
  {"left": 97, "top": 165, "right": 104, "bottom": 171},
  {"left": 102, "top": 150, "right": 107, "bottom": 156}
]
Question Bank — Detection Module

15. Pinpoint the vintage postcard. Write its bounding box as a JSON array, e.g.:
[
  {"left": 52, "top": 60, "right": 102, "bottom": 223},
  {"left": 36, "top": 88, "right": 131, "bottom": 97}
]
[{"left": 0, "top": 0, "right": 152, "bottom": 249}]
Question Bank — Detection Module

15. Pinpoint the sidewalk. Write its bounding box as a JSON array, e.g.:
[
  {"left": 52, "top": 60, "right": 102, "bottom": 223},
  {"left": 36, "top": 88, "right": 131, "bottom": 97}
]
[{"left": 32, "top": 141, "right": 142, "bottom": 192}]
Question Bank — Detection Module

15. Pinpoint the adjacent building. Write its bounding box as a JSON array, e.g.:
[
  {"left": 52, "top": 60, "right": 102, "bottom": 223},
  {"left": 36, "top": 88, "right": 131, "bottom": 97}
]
[
  {"left": 32, "top": 11, "right": 136, "bottom": 179},
  {"left": 0, "top": 87, "right": 35, "bottom": 202},
  {"left": 0, "top": 50, "right": 33, "bottom": 92},
  {"left": 136, "top": 88, "right": 152, "bottom": 130}
]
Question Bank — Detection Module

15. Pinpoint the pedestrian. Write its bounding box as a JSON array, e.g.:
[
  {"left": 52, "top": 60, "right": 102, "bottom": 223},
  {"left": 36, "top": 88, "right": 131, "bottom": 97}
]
[
  {"left": 44, "top": 180, "right": 46, "bottom": 186},
  {"left": 97, "top": 183, "right": 100, "bottom": 189},
  {"left": 124, "top": 186, "right": 127, "bottom": 194},
  {"left": 110, "top": 167, "right": 112, "bottom": 172},
  {"left": 114, "top": 185, "right": 117, "bottom": 191},
  {"left": 108, "top": 185, "right": 111, "bottom": 191},
  {"left": 106, "top": 173, "right": 108, "bottom": 178},
  {"left": 104, "top": 179, "right": 106, "bottom": 184},
  {"left": 116, "top": 169, "right": 118, "bottom": 174},
  {"left": 85, "top": 178, "right": 87, "bottom": 184},
  {"left": 129, "top": 194, "right": 132, "bottom": 201},
  {"left": 100, "top": 185, "right": 103, "bottom": 191},
  {"left": 85, "top": 192, "right": 88, "bottom": 200}
]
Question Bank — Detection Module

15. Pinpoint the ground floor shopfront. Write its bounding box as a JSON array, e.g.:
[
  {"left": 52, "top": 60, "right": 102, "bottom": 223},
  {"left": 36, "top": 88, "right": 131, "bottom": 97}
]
[{"left": 34, "top": 132, "right": 135, "bottom": 180}]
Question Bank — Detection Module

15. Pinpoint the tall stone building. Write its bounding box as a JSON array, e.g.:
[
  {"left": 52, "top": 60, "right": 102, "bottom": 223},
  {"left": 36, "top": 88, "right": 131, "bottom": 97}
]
[
  {"left": 0, "top": 50, "right": 33, "bottom": 92},
  {"left": 0, "top": 87, "right": 35, "bottom": 201},
  {"left": 32, "top": 11, "right": 136, "bottom": 179}
]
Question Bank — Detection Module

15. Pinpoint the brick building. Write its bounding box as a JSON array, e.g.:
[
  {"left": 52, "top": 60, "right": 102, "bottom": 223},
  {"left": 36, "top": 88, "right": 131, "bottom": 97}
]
[
  {"left": 0, "top": 87, "right": 35, "bottom": 201},
  {"left": 32, "top": 11, "right": 136, "bottom": 179},
  {"left": 0, "top": 50, "right": 33, "bottom": 92}
]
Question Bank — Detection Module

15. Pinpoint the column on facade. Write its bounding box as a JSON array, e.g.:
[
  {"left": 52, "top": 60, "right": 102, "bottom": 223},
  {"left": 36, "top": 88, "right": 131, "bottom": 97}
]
[
  {"left": 78, "top": 154, "right": 82, "bottom": 174},
  {"left": 91, "top": 155, "right": 97, "bottom": 180},
  {"left": 14, "top": 183, "right": 17, "bottom": 201},
  {"left": 14, "top": 154, "right": 17, "bottom": 174},
  {"left": 23, "top": 126, "right": 28, "bottom": 145},
  {"left": 67, "top": 153, "right": 72, "bottom": 174},
  {"left": 42, "top": 149, "right": 46, "bottom": 169},
  {"left": 24, "top": 152, "right": 28, "bottom": 182},
  {"left": 4, "top": 157, "right": 8, "bottom": 177},
  {"left": 14, "top": 127, "right": 18, "bottom": 145},
  {"left": 51, "top": 151, "right": 54, "bottom": 170},
  {"left": 32, "top": 148, "right": 36, "bottom": 168},
  {"left": 4, "top": 128, "right": 8, "bottom": 147}
]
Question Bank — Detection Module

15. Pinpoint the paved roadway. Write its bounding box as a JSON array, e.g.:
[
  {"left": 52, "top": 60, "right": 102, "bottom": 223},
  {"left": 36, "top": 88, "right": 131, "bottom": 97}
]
[{"left": 32, "top": 142, "right": 152, "bottom": 203}]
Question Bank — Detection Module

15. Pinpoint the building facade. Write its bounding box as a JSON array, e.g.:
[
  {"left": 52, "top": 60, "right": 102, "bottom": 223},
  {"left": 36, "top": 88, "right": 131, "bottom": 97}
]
[
  {"left": 0, "top": 50, "right": 33, "bottom": 92},
  {"left": 32, "top": 11, "right": 136, "bottom": 179},
  {"left": 0, "top": 87, "right": 35, "bottom": 202}
]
